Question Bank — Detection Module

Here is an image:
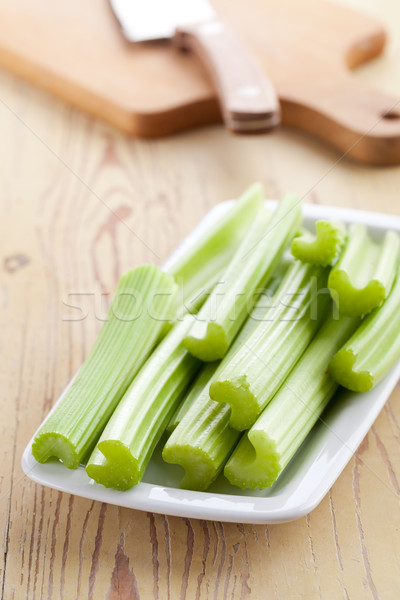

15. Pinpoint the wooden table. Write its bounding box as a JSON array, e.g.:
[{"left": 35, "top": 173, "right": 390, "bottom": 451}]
[{"left": 1, "top": 1, "right": 400, "bottom": 598}]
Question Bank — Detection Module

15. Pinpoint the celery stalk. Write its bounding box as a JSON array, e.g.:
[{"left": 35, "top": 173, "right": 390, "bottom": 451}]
[
  {"left": 224, "top": 314, "right": 360, "bottom": 490},
  {"left": 165, "top": 183, "right": 263, "bottom": 307},
  {"left": 162, "top": 281, "right": 284, "bottom": 490},
  {"left": 291, "top": 220, "right": 346, "bottom": 266},
  {"left": 183, "top": 194, "right": 302, "bottom": 361},
  {"left": 209, "top": 262, "right": 331, "bottom": 430},
  {"left": 31, "top": 185, "right": 263, "bottom": 470},
  {"left": 162, "top": 383, "right": 239, "bottom": 491},
  {"left": 32, "top": 266, "right": 178, "bottom": 468},
  {"left": 86, "top": 316, "right": 200, "bottom": 490},
  {"left": 329, "top": 266, "right": 400, "bottom": 392},
  {"left": 166, "top": 362, "right": 219, "bottom": 433},
  {"left": 328, "top": 225, "right": 399, "bottom": 316},
  {"left": 168, "top": 263, "right": 286, "bottom": 434}
]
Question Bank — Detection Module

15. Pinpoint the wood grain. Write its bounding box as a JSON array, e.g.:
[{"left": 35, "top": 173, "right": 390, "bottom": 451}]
[{"left": 1, "top": 1, "right": 400, "bottom": 598}]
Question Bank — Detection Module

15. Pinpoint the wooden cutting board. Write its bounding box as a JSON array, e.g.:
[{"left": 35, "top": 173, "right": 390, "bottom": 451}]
[{"left": 1, "top": 0, "right": 400, "bottom": 164}]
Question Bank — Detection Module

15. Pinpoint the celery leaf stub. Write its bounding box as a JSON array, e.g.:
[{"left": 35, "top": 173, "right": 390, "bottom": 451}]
[
  {"left": 328, "top": 224, "right": 399, "bottom": 316},
  {"left": 32, "top": 265, "right": 178, "bottom": 469}
]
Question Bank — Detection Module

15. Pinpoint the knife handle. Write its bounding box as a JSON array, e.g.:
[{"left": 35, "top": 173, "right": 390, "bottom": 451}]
[{"left": 174, "top": 19, "right": 281, "bottom": 134}]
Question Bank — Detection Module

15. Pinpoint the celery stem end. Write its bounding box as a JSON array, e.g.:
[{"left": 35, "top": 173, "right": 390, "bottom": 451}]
[
  {"left": 184, "top": 321, "right": 228, "bottom": 361},
  {"left": 329, "top": 348, "right": 374, "bottom": 393},
  {"left": 32, "top": 433, "right": 79, "bottom": 469},
  {"left": 86, "top": 441, "right": 140, "bottom": 491},
  {"left": 209, "top": 378, "right": 259, "bottom": 431},
  {"left": 162, "top": 444, "right": 217, "bottom": 491},
  {"left": 224, "top": 431, "right": 281, "bottom": 490}
]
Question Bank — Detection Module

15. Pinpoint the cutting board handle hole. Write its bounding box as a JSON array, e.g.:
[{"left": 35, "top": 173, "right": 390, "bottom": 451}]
[{"left": 382, "top": 110, "right": 400, "bottom": 120}]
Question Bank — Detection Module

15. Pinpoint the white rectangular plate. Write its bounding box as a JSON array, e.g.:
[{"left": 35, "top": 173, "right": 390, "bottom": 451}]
[{"left": 22, "top": 201, "right": 400, "bottom": 524}]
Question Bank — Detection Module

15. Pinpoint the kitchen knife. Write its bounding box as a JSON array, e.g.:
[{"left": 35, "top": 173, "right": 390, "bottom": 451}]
[{"left": 109, "top": 0, "right": 281, "bottom": 133}]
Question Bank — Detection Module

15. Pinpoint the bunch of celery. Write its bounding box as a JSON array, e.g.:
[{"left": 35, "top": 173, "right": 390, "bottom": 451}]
[
  {"left": 32, "top": 266, "right": 178, "bottom": 468},
  {"left": 163, "top": 216, "right": 400, "bottom": 492},
  {"left": 31, "top": 184, "right": 400, "bottom": 494},
  {"left": 32, "top": 184, "right": 262, "bottom": 469},
  {"left": 163, "top": 261, "right": 329, "bottom": 490}
]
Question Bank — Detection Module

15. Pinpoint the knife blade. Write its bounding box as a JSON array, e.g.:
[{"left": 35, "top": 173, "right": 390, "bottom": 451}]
[{"left": 109, "top": 0, "right": 281, "bottom": 133}]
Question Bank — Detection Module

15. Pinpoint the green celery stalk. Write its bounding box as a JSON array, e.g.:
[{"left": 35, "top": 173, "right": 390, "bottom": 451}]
[
  {"left": 224, "top": 314, "right": 360, "bottom": 491},
  {"left": 162, "top": 380, "right": 239, "bottom": 491},
  {"left": 162, "top": 281, "right": 284, "bottom": 490},
  {"left": 86, "top": 316, "right": 201, "bottom": 490},
  {"left": 31, "top": 184, "right": 264, "bottom": 470},
  {"left": 32, "top": 266, "right": 178, "bottom": 468},
  {"left": 166, "top": 361, "right": 219, "bottom": 433},
  {"left": 166, "top": 265, "right": 287, "bottom": 434},
  {"left": 165, "top": 183, "right": 263, "bottom": 307},
  {"left": 209, "top": 261, "right": 331, "bottom": 430},
  {"left": 183, "top": 194, "right": 302, "bottom": 361},
  {"left": 291, "top": 220, "right": 346, "bottom": 266},
  {"left": 329, "top": 265, "right": 400, "bottom": 392},
  {"left": 328, "top": 224, "right": 399, "bottom": 316}
]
